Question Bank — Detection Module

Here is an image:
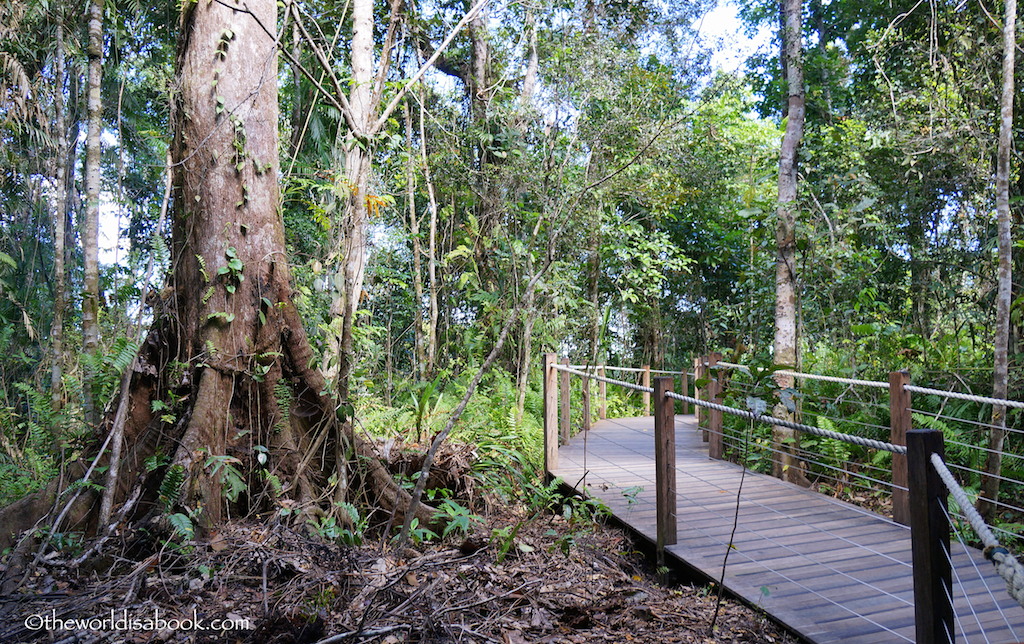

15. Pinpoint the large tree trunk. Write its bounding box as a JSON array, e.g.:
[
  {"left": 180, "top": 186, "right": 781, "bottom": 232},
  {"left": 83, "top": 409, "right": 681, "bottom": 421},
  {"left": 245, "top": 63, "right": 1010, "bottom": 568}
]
[
  {"left": 772, "top": 0, "right": 809, "bottom": 486},
  {"left": 0, "top": 0, "right": 433, "bottom": 558},
  {"left": 82, "top": 0, "right": 104, "bottom": 428},
  {"left": 978, "top": 0, "right": 1016, "bottom": 522},
  {"left": 169, "top": 0, "right": 324, "bottom": 527}
]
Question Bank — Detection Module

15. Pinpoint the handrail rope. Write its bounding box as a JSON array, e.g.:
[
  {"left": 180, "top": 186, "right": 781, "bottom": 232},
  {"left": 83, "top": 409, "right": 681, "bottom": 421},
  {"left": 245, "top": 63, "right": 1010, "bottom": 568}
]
[
  {"left": 709, "top": 423, "right": 897, "bottom": 478},
  {"left": 717, "top": 431, "right": 896, "bottom": 480},
  {"left": 662, "top": 390, "right": 907, "bottom": 454},
  {"left": 552, "top": 363, "right": 653, "bottom": 393},
  {"left": 592, "top": 362, "right": 1024, "bottom": 408},
  {"left": 551, "top": 362, "right": 907, "bottom": 453},
  {"left": 559, "top": 360, "right": 1024, "bottom": 629},
  {"left": 930, "top": 453, "right": 1024, "bottom": 607},
  {"left": 569, "top": 364, "right": 679, "bottom": 376},
  {"left": 710, "top": 361, "right": 890, "bottom": 389},
  {"left": 587, "top": 366, "right": 648, "bottom": 373},
  {"left": 906, "top": 385, "right": 1024, "bottom": 410}
]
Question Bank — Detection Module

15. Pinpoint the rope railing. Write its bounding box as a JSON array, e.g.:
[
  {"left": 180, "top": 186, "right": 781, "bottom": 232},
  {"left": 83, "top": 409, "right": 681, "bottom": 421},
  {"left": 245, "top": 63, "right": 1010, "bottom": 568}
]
[
  {"left": 662, "top": 390, "right": 906, "bottom": 454},
  {"left": 574, "top": 365, "right": 680, "bottom": 376},
  {"left": 713, "top": 361, "right": 1024, "bottom": 406},
  {"left": 586, "top": 365, "right": 648, "bottom": 373},
  {"left": 552, "top": 362, "right": 905, "bottom": 454},
  {"left": 553, "top": 363, "right": 652, "bottom": 392},
  {"left": 710, "top": 360, "right": 890, "bottom": 388},
  {"left": 906, "top": 385, "right": 1024, "bottom": 410},
  {"left": 929, "top": 453, "right": 1024, "bottom": 608}
]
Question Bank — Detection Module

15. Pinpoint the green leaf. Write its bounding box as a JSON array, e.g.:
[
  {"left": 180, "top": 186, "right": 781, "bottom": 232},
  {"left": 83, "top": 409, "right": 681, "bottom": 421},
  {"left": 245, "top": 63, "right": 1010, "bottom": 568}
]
[
  {"left": 168, "top": 513, "right": 194, "bottom": 540},
  {"left": 206, "top": 311, "right": 235, "bottom": 324},
  {"left": 745, "top": 396, "right": 767, "bottom": 417}
]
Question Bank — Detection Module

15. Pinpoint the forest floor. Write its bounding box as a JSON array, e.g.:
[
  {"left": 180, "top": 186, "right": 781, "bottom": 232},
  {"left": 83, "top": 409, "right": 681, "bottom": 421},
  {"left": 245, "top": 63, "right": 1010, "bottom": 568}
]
[
  {"left": 1, "top": 508, "right": 798, "bottom": 643},
  {"left": 1, "top": 438, "right": 800, "bottom": 643}
]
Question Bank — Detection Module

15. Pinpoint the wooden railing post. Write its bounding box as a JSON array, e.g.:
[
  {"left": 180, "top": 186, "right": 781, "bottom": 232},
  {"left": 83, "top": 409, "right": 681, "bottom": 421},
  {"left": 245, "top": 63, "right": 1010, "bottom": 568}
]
[
  {"left": 708, "top": 353, "right": 724, "bottom": 460},
  {"left": 907, "top": 429, "right": 952, "bottom": 644},
  {"left": 890, "top": 371, "right": 912, "bottom": 525},
  {"left": 559, "top": 357, "right": 570, "bottom": 445},
  {"left": 653, "top": 376, "right": 678, "bottom": 565},
  {"left": 582, "top": 369, "right": 592, "bottom": 432},
  {"left": 543, "top": 353, "right": 558, "bottom": 474},
  {"left": 696, "top": 354, "right": 704, "bottom": 430},
  {"left": 598, "top": 365, "right": 607, "bottom": 419},
  {"left": 680, "top": 362, "right": 690, "bottom": 416},
  {"left": 696, "top": 355, "right": 707, "bottom": 440},
  {"left": 642, "top": 364, "right": 651, "bottom": 415}
]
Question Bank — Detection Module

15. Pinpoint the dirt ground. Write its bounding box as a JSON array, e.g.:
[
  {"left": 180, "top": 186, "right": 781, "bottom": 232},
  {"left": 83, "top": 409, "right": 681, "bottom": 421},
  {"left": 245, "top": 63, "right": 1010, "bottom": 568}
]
[{"left": 0, "top": 503, "right": 799, "bottom": 644}]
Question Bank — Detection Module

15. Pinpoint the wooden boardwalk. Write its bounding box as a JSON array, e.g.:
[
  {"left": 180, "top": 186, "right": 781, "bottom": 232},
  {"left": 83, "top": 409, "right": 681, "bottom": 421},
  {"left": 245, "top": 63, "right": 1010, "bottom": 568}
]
[{"left": 551, "top": 415, "right": 1024, "bottom": 643}]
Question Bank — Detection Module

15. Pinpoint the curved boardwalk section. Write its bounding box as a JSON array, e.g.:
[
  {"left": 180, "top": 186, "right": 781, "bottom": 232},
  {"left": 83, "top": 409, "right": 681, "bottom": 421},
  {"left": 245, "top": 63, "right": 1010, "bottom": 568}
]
[{"left": 552, "top": 415, "right": 1024, "bottom": 643}]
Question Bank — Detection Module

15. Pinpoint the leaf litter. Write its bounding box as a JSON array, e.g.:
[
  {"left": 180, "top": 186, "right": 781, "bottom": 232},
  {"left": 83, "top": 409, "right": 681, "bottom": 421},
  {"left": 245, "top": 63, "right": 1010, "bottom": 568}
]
[{"left": 0, "top": 442, "right": 798, "bottom": 644}]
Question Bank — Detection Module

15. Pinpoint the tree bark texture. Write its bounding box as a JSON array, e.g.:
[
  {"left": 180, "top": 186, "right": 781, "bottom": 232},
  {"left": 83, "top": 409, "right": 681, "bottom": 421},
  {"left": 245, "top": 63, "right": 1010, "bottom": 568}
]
[
  {"left": 772, "top": 0, "right": 809, "bottom": 486},
  {"left": 978, "top": 0, "right": 1016, "bottom": 522}
]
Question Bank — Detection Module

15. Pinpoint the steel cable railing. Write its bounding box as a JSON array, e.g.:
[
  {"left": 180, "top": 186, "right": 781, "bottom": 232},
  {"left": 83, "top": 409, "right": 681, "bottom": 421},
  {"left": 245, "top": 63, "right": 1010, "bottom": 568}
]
[{"left": 930, "top": 453, "right": 1024, "bottom": 607}]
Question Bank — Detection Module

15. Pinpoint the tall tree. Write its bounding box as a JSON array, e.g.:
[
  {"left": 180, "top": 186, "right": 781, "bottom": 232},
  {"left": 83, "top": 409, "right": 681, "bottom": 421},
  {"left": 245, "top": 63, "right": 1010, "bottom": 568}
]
[
  {"left": 82, "top": 0, "right": 104, "bottom": 427},
  {"left": 294, "top": 0, "right": 487, "bottom": 400},
  {"left": 0, "top": 0, "right": 433, "bottom": 547},
  {"left": 48, "top": 7, "right": 70, "bottom": 413},
  {"left": 772, "top": 0, "right": 808, "bottom": 485},
  {"left": 978, "top": 0, "right": 1016, "bottom": 521}
]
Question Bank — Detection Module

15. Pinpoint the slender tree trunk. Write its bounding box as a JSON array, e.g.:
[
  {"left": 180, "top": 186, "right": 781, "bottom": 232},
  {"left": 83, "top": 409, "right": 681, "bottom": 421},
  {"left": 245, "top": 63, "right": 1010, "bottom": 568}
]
[
  {"left": 405, "top": 100, "right": 426, "bottom": 380},
  {"left": 978, "top": 0, "right": 1016, "bottom": 522},
  {"left": 288, "top": 19, "right": 304, "bottom": 156},
  {"left": 82, "top": 0, "right": 104, "bottom": 427},
  {"left": 772, "top": 0, "right": 809, "bottom": 486},
  {"left": 49, "top": 17, "right": 69, "bottom": 413},
  {"left": 469, "top": 7, "right": 502, "bottom": 287},
  {"left": 521, "top": 14, "right": 538, "bottom": 108},
  {"left": 587, "top": 215, "right": 601, "bottom": 363},
  {"left": 515, "top": 297, "right": 537, "bottom": 425},
  {"left": 420, "top": 97, "right": 441, "bottom": 376},
  {"left": 328, "top": 0, "right": 375, "bottom": 405}
]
